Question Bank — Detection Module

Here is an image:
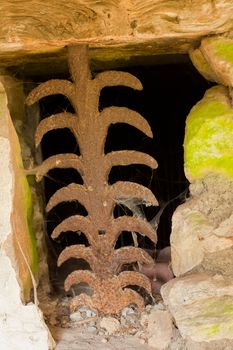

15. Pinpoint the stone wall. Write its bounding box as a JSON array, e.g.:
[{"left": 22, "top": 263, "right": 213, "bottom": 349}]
[{"left": 0, "top": 81, "right": 53, "bottom": 349}]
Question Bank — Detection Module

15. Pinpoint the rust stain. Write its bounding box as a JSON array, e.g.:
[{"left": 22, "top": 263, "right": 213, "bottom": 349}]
[{"left": 26, "top": 44, "right": 158, "bottom": 315}]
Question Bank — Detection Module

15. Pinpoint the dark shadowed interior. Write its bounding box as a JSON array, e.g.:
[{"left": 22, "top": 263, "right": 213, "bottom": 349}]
[{"left": 35, "top": 58, "right": 211, "bottom": 290}]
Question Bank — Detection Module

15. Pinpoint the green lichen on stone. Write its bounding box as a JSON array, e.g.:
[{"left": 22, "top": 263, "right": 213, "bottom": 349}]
[
  {"left": 213, "top": 40, "right": 233, "bottom": 67},
  {"left": 22, "top": 172, "right": 38, "bottom": 275},
  {"left": 194, "top": 298, "right": 233, "bottom": 339},
  {"left": 200, "top": 37, "right": 233, "bottom": 86},
  {"left": 17, "top": 153, "right": 38, "bottom": 279},
  {"left": 203, "top": 298, "right": 233, "bottom": 318},
  {"left": 202, "top": 323, "right": 220, "bottom": 337},
  {"left": 195, "top": 321, "right": 233, "bottom": 339},
  {"left": 184, "top": 85, "right": 233, "bottom": 181}
]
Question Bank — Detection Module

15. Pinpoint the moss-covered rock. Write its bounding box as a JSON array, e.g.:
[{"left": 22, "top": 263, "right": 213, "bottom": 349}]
[
  {"left": 190, "top": 37, "right": 233, "bottom": 87},
  {"left": 184, "top": 85, "right": 233, "bottom": 181},
  {"left": 200, "top": 37, "right": 233, "bottom": 87},
  {"left": 189, "top": 48, "right": 218, "bottom": 83}
]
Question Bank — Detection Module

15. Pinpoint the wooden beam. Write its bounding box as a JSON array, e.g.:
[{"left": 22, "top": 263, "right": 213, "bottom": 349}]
[{"left": 0, "top": 0, "right": 233, "bottom": 66}]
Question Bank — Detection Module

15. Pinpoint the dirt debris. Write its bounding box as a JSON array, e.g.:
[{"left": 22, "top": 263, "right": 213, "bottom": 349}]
[
  {"left": 38, "top": 290, "right": 233, "bottom": 350},
  {"left": 39, "top": 292, "right": 177, "bottom": 349}
]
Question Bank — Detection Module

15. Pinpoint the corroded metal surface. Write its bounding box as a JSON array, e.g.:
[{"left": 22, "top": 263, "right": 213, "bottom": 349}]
[{"left": 26, "top": 45, "right": 158, "bottom": 315}]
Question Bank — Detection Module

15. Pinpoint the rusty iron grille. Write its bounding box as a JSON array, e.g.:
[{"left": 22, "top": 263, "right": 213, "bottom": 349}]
[{"left": 26, "top": 45, "right": 158, "bottom": 315}]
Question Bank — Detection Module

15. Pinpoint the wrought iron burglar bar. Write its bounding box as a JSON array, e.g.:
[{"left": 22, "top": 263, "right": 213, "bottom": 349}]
[{"left": 26, "top": 45, "right": 158, "bottom": 315}]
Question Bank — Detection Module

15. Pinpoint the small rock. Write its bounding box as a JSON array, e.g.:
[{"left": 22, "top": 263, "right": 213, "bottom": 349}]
[
  {"left": 121, "top": 306, "right": 136, "bottom": 318},
  {"left": 156, "top": 302, "right": 166, "bottom": 311},
  {"left": 100, "top": 317, "right": 121, "bottom": 335},
  {"left": 147, "top": 309, "right": 173, "bottom": 349},
  {"left": 87, "top": 326, "right": 97, "bottom": 334},
  {"left": 79, "top": 306, "right": 97, "bottom": 318},
  {"left": 120, "top": 306, "right": 140, "bottom": 327},
  {"left": 146, "top": 304, "right": 152, "bottom": 312},
  {"left": 120, "top": 314, "right": 139, "bottom": 327},
  {"left": 70, "top": 311, "right": 82, "bottom": 322},
  {"left": 101, "top": 338, "right": 108, "bottom": 343},
  {"left": 161, "top": 273, "right": 233, "bottom": 342}
]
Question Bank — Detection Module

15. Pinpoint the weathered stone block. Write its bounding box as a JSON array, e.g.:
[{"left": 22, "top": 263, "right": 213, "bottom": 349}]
[
  {"left": 161, "top": 273, "right": 233, "bottom": 342},
  {"left": 171, "top": 174, "right": 233, "bottom": 276},
  {"left": 201, "top": 37, "right": 233, "bottom": 87}
]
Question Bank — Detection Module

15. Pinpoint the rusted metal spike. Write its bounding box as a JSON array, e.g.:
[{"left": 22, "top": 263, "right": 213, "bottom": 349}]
[
  {"left": 110, "top": 216, "right": 157, "bottom": 246},
  {"left": 57, "top": 245, "right": 97, "bottom": 271},
  {"left": 105, "top": 150, "right": 158, "bottom": 170},
  {"left": 29, "top": 154, "right": 83, "bottom": 182},
  {"left": 35, "top": 113, "right": 78, "bottom": 147},
  {"left": 51, "top": 215, "right": 96, "bottom": 246},
  {"left": 118, "top": 289, "right": 145, "bottom": 312},
  {"left": 26, "top": 80, "right": 75, "bottom": 106},
  {"left": 64, "top": 270, "right": 100, "bottom": 292},
  {"left": 100, "top": 106, "right": 153, "bottom": 138},
  {"left": 95, "top": 71, "right": 143, "bottom": 91},
  {"left": 112, "top": 247, "right": 154, "bottom": 274},
  {"left": 118, "top": 271, "right": 152, "bottom": 294},
  {"left": 46, "top": 183, "right": 89, "bottom": 212},
  {"left": 109, "top": 181, "right": 158, "bottom": 207}
]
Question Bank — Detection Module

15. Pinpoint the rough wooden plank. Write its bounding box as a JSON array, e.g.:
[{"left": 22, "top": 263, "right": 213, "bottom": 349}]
[
  {"left": 1, "top": 0, "right": 233, "bottom": 56},
  {"left": 1, "top": 0, "right": 128, "bottom": 51},
  {"left": 131, "top": 0, "right": 233, "bottom": 36}
]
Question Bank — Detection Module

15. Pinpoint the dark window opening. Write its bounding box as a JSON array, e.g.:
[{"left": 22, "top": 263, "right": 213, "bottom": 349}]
[{"left": 34, "top": 58, "right": 211, "bottom": 293}]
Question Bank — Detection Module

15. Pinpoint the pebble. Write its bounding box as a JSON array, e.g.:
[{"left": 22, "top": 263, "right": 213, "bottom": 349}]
[
  {"left": 121, "top": 306, "right": 135, "bottom": 318},
  {"left": 100, "top": 317, "right": 121, "bottom": 335},
  {"left": 87, "top": 326, "right": 97, "bottom": 334},
  {"left": 70, "top": 311, "right": 82, "bottom": 322},
  {"left": 70, "top": 307, "right": 97, "bottom": 322},
  {"left": 120, "top": 306, "right": 140, "bottom": 327},
  {"left": 101, "top": 338, "right": 108, "bottom": 343}
]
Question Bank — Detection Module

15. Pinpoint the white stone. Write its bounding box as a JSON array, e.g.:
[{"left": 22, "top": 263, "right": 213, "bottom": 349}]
[
  {"left": 147, "top": 309, "right": 173, "bottom": 349},
  {"left": 100, "top": 317, "right": 121, "bottom": 335},
  {"left": 70, "top": 311, "right": 82, "bottom": 322}
]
